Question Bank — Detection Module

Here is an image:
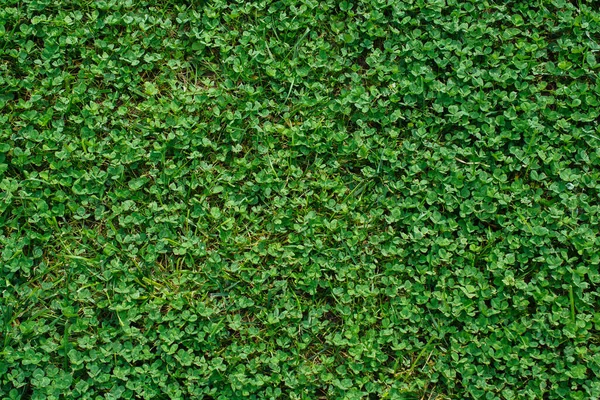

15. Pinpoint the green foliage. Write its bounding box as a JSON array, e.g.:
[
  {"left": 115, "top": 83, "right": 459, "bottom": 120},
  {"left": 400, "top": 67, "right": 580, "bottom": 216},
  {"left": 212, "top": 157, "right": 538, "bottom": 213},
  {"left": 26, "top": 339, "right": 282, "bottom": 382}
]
[{"left": 2, "top": 0, "right": 600, "bottom": 398}]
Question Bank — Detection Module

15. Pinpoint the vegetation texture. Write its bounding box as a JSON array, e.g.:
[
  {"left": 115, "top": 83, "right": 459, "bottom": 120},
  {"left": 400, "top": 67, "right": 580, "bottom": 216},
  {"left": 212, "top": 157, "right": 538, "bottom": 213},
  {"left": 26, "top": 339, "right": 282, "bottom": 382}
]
[{"left": 2, "top": 0, "right": 600, "bottom": 398}]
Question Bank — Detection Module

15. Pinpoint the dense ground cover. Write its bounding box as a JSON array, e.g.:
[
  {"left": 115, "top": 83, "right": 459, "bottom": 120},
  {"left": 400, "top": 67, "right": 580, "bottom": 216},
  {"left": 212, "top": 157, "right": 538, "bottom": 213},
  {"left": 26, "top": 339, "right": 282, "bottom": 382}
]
[{"left": 2, "top": 0, "right": 600, "bottom": 398}]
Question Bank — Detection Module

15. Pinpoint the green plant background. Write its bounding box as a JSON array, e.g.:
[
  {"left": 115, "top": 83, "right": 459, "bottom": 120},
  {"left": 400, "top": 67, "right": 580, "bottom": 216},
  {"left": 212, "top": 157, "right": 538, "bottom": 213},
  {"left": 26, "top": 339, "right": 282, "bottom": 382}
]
[{"left": 1, "top": 0, "right": 600, "bottom": 398}]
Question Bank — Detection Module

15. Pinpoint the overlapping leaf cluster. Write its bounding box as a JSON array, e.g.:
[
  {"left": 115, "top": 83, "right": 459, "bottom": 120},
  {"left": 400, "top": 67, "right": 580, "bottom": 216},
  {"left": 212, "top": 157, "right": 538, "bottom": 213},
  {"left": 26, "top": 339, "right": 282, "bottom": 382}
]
[{"left": 2, "top": 0, "right": 600, "bottom": 398}]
